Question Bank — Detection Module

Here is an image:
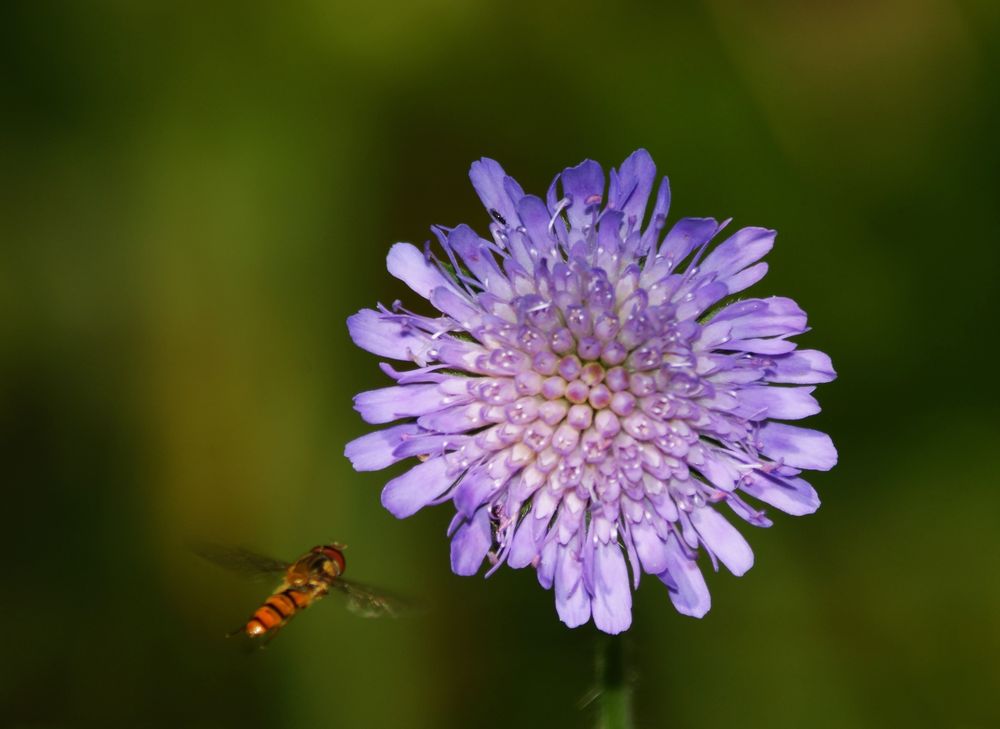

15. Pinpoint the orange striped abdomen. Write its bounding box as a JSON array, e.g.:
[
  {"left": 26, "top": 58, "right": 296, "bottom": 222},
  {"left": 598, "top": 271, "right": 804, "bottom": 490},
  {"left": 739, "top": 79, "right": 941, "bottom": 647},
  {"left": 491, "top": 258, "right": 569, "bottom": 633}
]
[{"left": 245, "top": 588, "right": 311, "bottom": 638}]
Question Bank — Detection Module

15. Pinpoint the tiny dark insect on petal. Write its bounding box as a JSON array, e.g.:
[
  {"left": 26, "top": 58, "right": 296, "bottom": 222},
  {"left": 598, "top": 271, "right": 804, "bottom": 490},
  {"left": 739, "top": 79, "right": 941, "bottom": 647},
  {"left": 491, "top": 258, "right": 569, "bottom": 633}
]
[{"left": 489, "top": 208, "right": 507, "bottom": 226}]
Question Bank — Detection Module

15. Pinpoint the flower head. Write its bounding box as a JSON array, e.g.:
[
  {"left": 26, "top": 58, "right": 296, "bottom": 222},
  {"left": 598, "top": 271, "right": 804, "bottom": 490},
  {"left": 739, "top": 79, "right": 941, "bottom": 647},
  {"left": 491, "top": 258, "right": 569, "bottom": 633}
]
[{"left": 346, "top": 150, "right": 836, "bottom": 634}]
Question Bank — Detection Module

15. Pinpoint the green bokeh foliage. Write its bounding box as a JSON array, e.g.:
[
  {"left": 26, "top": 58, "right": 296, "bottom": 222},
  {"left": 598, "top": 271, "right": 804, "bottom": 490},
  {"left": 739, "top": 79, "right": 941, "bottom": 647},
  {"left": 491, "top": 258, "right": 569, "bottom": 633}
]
[{"left": 2, "top": 1, "right": 998, "bottom": 727}]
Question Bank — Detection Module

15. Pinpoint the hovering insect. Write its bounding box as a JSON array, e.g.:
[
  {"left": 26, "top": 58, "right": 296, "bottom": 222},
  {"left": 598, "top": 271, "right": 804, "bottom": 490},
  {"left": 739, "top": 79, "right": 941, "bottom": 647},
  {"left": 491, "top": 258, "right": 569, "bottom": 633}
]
[{"left": 195, "top": 543, "right": 405, "bottom": 641}]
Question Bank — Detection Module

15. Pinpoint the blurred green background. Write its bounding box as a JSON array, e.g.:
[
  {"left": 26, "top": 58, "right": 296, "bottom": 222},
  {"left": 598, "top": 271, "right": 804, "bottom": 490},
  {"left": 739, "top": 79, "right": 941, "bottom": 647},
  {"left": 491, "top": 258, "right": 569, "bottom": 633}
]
[{"left": 3, "top": 1, "right": 998, "bottom": 727}]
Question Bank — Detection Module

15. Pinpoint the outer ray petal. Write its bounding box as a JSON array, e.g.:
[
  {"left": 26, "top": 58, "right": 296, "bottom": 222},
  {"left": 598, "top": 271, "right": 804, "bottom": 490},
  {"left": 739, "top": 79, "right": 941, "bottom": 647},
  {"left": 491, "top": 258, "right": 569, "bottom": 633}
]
[
  {"left": 450, "top": 507, "right": 493, "bottom": 576},
  {"left": 699, "top": 227, "right": 776, "bottom": 281},
  {"left": 690, "top": 507, "right": 755, "bottom": 576},
  {"left": 560, "top": 159, "right": 605, "bottom": 233},
  {"left": 742, "top": 471, "right": 821, "bottom": 516},
  {"left": 347, "top": 308, "right": 430, "bottom": 361},
  {"left": 381, "top": 457, "right": 452, "bottom": 518},
  {"left": 469, "top": 158, "right": 520, "bottom": 228},
  {"left": 660, "top": 534, "right": 711, "bottom": 618},
  {"left": 758, "top": 422, "right": 838, "bottom": 471},
  {"left": 344, "top": 423, "right": 423, "bottom": 471},
  {"left": 591, "top": 539, "right": 633, "bottom": 635}
]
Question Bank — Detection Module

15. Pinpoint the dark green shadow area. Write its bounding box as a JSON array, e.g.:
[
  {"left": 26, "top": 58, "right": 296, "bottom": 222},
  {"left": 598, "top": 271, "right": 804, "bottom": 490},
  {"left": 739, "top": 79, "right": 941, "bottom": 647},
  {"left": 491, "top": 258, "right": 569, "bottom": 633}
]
[{"left": 2, "top": 1, "right": 998, "bottom": 727}]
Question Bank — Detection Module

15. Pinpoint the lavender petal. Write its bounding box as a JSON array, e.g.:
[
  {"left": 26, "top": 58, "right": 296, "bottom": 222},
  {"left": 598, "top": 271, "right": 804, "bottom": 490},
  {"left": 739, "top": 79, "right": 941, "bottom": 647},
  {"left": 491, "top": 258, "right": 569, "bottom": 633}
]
[
  {"left": 450, "top": 507, "right": 493, "bottom": 576},
  {"left": 347, "top": 309, "right": 423, "bottom": 361},
  {"left": 381, "top": 456, "right": 452, "bottom": 518},
  {"left": 591, "top": 539, "right": 633, "bottom": 635},
  {"left": 609, "top": 148, "right": 656, "bottom": 225},
  {"left": 689, "top": 506, "right": 754, "bottom": 576},
  {"left": 386, "top": 242, "right": 454, "bottom": 300},
  {"left": 764, "top": 349, "right": 837, "bottom": 384},
  {"left": 469, "top": 158, "right": 519, "bottom": 229},
  {"left": 353, "top": 383, "right": 449, "bottom": 424},
  {"left": 631, "top": 518, "right": 670, "bottom": 574},
  {"left": 699, "top": 226, "right": 776, "bottom": 281},
  {"left": 554, "top": 540, "right": 591, "bottom": 628},
  {"left": 758, "top": 422, "right": 838, "bottom": 471},
  {"left": 344, "top": 423, "right": 423, "bottom": 471},
  {"left": 660, "top": 533, "right": 711, "bottom": 618},
  {"left": 657, "top": 217, "right": 719, "bottom": 267},
  {"left": 742, "top": 471, "right": 821, "bottom": 516},
  {"left": 559, "top": 159, "right": 605, "bottom": 232},
  {"left": 737, "top": 385, "right": 821, "bottom": 420}
]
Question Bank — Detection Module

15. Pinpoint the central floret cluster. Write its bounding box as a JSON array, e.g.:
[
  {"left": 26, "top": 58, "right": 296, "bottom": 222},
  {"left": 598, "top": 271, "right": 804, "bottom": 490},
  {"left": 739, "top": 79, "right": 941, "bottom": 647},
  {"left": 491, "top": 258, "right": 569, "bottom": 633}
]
[{"left": 346, "top": 150, "right": 837, "bottom": 634}]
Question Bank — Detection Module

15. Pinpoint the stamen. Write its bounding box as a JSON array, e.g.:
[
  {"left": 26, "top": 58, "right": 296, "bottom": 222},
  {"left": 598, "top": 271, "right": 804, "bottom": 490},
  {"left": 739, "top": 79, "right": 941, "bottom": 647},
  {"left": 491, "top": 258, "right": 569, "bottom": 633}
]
[{"left": 547, "top": 197, "right": 571, "bottom": 237}]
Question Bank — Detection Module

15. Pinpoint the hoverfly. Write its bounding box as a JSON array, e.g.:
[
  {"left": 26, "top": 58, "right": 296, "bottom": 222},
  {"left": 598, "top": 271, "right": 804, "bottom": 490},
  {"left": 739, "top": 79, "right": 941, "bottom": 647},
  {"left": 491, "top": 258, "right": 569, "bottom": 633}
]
[{"left": 194, "top": 543, "right": 405, "bottom": 641}]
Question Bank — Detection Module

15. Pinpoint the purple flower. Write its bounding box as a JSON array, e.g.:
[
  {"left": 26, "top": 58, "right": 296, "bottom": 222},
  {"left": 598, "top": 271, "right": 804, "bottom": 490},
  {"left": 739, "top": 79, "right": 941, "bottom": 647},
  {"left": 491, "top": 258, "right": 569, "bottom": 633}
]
[{"left": 345, "top": 150, "right": 836, "bottom": 634}]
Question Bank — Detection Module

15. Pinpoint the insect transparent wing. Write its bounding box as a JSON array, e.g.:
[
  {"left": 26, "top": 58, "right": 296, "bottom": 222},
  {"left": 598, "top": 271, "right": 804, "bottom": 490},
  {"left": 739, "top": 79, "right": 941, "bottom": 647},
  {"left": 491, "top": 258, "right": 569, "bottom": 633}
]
[
  {"left": 192, "top": 542, "right": 290, "bottom": 581},
  {"left": 330, "top": 579, "right": 412, "bottom": 619}
]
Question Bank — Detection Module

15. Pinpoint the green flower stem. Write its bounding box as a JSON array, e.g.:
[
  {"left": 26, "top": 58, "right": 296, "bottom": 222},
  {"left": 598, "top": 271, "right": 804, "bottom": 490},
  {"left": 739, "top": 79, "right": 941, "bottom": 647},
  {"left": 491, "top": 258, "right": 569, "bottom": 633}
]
[{"left": 596, "top": 634, "right": 633, "bottom": 729}]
